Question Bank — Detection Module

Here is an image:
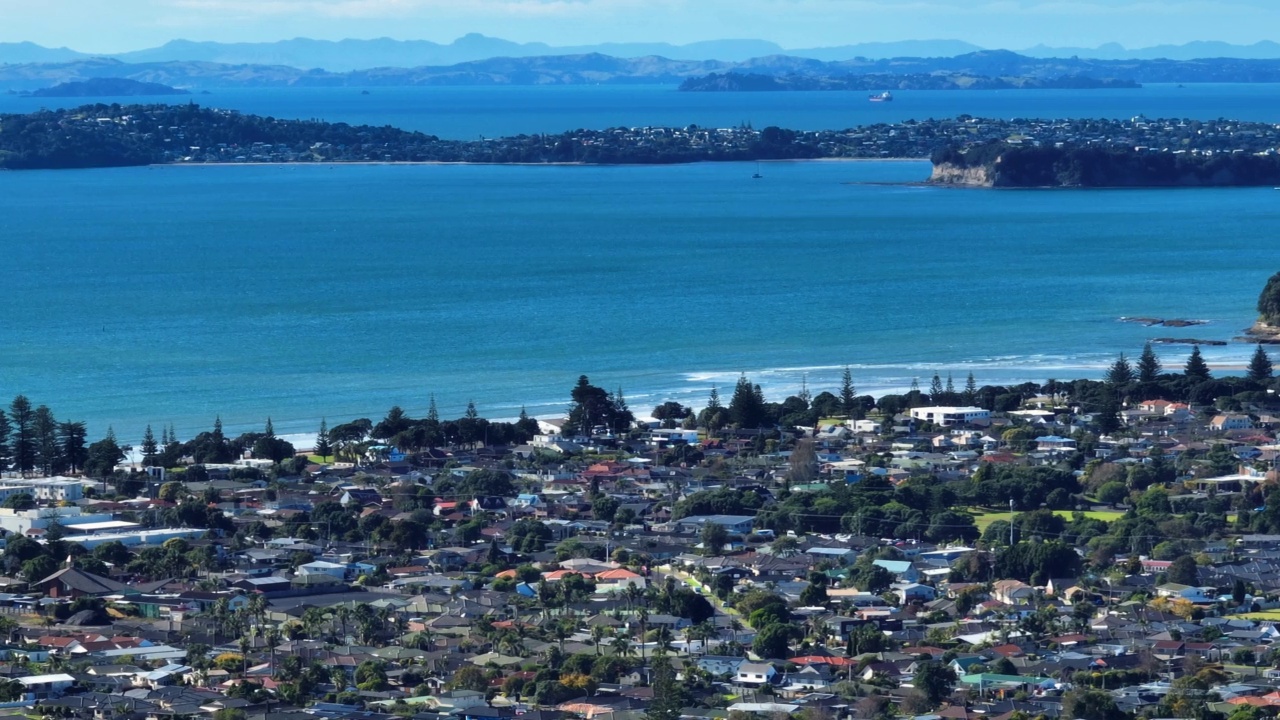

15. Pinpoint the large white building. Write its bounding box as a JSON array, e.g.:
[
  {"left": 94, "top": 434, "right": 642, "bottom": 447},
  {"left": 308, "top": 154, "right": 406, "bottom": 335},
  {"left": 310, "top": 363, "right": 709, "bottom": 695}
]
[
  {"left": 909, "top": 406, "right": 992, "bottom": 427},
  {"left": 0, "top": 477, "right": 85, "bottom": 503},
  {"left": 0, "top": 507, "right": 112, "bottom": 535}
]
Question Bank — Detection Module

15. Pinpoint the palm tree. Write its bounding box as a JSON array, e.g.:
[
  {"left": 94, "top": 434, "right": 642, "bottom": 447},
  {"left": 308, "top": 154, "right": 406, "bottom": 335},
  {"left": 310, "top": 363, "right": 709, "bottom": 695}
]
[
  {"left": 654, "top": 626, "right": 674, "bottom": 654},
  {"left": 591, "top": 624, "right": 609, "bottom": 656},
  {"left": 637, "top": 608, "right": 649, "bottom": 663},
  {"left": 611, "top": 633, "right": 632, "bottom": 658}
]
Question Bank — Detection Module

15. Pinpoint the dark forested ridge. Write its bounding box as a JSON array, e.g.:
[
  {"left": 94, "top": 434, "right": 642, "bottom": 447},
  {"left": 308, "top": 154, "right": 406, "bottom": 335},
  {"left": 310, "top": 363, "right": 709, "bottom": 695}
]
[
  {"left": 7, "top": 103, "right": 1280, "bottom": 176},
  {"left": 679, "top": 72, "right": 1140, "bottom": 91},
  {"left": 25, "top": 77, "right": 190, "bottom": 98},
  {"left": 931, "top": 141, "right": 1280, "bottom": 187}
]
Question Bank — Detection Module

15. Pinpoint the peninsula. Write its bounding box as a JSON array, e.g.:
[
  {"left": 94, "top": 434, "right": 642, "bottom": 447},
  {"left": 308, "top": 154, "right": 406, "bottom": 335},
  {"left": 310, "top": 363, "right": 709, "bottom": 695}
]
[
  {"left": 7, "top": 103, "right": 1280, "bottom": 180},
  {"left": 929, "top": 140, "right": 1280, "bottom": 187},
  {"left": 24, "top": 77, "right": 189, "bottom": 98}
]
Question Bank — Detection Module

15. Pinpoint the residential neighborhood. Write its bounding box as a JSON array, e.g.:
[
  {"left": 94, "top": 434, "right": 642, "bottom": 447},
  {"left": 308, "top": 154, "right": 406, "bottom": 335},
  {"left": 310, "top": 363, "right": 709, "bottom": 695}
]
[{"left": 0, "top": 352, "right": 1277, "bottom": 720}]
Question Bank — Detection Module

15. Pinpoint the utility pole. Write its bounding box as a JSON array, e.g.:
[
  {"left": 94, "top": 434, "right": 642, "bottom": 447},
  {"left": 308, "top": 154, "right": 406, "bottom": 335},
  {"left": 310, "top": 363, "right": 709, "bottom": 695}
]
[{"left": 1009, "top": 497, "right": 1015, "bottom": 546}]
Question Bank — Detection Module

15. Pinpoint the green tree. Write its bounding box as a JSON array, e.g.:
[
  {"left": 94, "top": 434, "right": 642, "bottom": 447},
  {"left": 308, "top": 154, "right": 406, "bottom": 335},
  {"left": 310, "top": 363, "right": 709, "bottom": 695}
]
[
  {"left": 1062, "top": 688, "right": 1125, "bottom": 720},
  {"left": 1249, "top": 345, "right": 1274, "bottom": 382},
  {"left": 1257, "top": 270, "right": 1280, "bottom": 325},
  {"left": 913, "top": 661, "right": 957, "bottom": 708},
  {"left": 840, "top": 367, "right": 859, "bottom": 417},
  {"left": 84, "top": 429, "right": 125, "bottom": 478},
  {"left": 8, "top": 396, "right": 35, "bottom": 476},
  {"left": 314, "top": 418, "right": 333, "bottom": 459},
  {"left": 1167, "top": 555, "right": 1198, "bottom": 586},
  {"left": 1184, "top": 345, "right": 1211, "bottom": 382},
  {"left": 33, "top": 405, "right": 62, "bottom": 475},
  {"left": 141, "top": 424, "right": 159, "bottom": 466},
  {"left": 700, "top": 522, "right": 729, "bottom": 556},
  {"left": 1, "top": 494, "right": 34, "bottom": 511},
  {"left": 751, "top": 623, "right": 795, "bottom": 659},
  {"left": 21, "top": 555, "right": 57, "bottom": 583},
  {"left": 1097, "top": 481, "right": 1128, "bottom": 506},
  {"left": 646, "top": 651, "right": 689, "bottom": 720},
  {"left": 728, "top": 374, "right": 767, "bottom": 428},
  {"left": 1106, "top": 353, "right": 1134, "bottom": 385},
  {"left": 1138, "top": 342, "right": 1162, "bottom": 383}
]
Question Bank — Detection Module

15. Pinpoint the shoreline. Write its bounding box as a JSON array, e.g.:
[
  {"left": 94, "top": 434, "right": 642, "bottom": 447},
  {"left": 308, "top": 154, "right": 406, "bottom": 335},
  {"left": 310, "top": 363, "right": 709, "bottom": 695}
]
[{"left": 153, "top": 156, "right": 927, "bottom": 169}]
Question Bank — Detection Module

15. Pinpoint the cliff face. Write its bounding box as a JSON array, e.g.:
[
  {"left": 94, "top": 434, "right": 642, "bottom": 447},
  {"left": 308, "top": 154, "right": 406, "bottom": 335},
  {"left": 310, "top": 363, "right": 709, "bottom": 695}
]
[{"left": 928, "top": 162, "right": 995, "bottom": 187}]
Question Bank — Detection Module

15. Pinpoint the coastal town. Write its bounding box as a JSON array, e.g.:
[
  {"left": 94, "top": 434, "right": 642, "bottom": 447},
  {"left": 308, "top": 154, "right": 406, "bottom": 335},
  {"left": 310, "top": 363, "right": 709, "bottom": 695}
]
[
  {"left": 0, "top": 334, "right": 1278, "bottom": 720},
  {"left": 8, "top": 103, "right": 1280, "bottom": 169}
]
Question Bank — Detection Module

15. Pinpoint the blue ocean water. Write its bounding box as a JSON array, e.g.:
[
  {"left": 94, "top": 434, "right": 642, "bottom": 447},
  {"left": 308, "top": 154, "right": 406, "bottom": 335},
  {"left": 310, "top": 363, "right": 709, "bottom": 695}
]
[
  {"left": 2, "top": 84, "right": 1280, "bottom": 440},
  {"left": 3, "top": 83, "right": 1280, "bottom": 139}
]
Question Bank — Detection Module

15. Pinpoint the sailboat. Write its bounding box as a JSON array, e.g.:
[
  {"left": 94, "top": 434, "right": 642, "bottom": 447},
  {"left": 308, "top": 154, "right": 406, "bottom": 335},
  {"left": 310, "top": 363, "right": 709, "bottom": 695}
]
[{"left": 752, "top": 162, "right": 763, "bottom": 179}]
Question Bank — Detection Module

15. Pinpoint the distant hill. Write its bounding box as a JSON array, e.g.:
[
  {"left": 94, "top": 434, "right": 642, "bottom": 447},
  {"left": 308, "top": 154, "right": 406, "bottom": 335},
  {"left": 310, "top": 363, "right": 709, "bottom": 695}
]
[
  {"left": 6, "top": 36, "right": 1280, "bottom": 72},
  {"left": 27, "top": 77, "right": 189, "bottom": 97},
  {"left": 5, "top": 51, "right": 1280, "bottom": 91}
]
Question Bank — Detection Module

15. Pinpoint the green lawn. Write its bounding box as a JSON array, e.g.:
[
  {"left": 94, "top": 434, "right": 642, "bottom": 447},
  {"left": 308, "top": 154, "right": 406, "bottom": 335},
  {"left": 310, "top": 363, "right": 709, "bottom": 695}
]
[
  {"left": 969, "top": 508, "right": 1124, "bottom": 531},
  {"left": 1228, "top": 610, "right": 1280, "bottom": 621}
]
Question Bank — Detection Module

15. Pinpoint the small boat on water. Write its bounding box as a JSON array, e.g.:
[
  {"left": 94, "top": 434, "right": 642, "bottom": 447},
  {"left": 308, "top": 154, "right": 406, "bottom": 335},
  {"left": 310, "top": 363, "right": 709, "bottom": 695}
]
[
  {"left": 752, "top": 162, "right": 763, "bottom": 179},
  {"left": 868, "top": 91, "right": 893, "bottom": 102}
]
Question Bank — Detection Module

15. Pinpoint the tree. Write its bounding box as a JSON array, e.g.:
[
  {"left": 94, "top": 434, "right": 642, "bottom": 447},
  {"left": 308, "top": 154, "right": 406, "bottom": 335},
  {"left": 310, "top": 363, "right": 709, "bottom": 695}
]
[
  {"left": 1167, "top": 555, "right": 1199, "bottom": 586},
  {"left": 1248, "top": 345, "right": 1274, "bottom": 382},
  {"left": 314, "top": 419, "right": 333, "bottom": 459},
  {"left": 700, "top": 522, "right": 729, "bottom": 556},
  {"left": 1106, "top": 353, "right": 1134, "bottom": 385},
  {"left": 1184, "top": 345, "right": 1211, "bottom": 382},
  {"left": 1138, "top": 342, "right": 1162, "bottom": 383},
  {"left": 1258, "top": 270, "right": 1280, "bottom": 325},
  {"left": 8, "top": 396, "right": 35, "bottom": 476},
  {"left": 751, "top": 623, "right": 795, "bottom": 659},
  {"left": 1097, "top": 481, "right": 1128, "bottom": 506},
  {"left": 646, "top": 651, "right": 689, "bottom": 720},
  {"left": 1, "top": 494, "right": 34, "bottom": 511},
  {"left": 840, "top": 367, "right": 858, "bottom": 417},
  {"left": 913, "top": 661, "right": 956, "bottom": 709},
  {"left": 141, "top": 425, "right": 159, "bottom": 465},
  {"left": 964, "top": 373, "right": 978, "bottom": 406},
  {"left": 728, "top": 374, "right": 766, "bottom": 428},
  {"left": 1062, "top": 688, "right": 1125, "bottom": 720},
  {"left": 84, "top": 430, "right": 125, "bottom": 478}
]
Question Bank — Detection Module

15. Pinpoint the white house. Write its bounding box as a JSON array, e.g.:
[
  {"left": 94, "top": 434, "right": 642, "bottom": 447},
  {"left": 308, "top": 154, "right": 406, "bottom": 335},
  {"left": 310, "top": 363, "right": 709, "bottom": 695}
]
[
  {"left": 909, "top": 407, "right": 991, "bottom": 427},
  {"left": 1210, "top": 414, "right": 1254, "bottom": 432},
  {"left": 18, "top": 673, "right": 76, "bottom": 700},
  {"left": 698, "top": 656, "right": 745, "bottom": 677},
  {"left": 297, "top": 560, "right": 349, "bottom": 580},
  {"left": 736, "top": 662, "right": 778, "bottom": 685}
]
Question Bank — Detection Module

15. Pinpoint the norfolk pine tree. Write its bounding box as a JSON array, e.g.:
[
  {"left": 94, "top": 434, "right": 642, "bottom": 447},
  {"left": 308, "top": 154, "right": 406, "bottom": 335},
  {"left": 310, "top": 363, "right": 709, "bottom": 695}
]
[
  {"left": 1184, "top": 345, "right": 1211, "bottom": 382},
  {"left": 1248, "top": 344, "right": 1274, "bottom": 382},
  {"left": 1138, "top": 342, "right": 1162, "bottom": 383}
]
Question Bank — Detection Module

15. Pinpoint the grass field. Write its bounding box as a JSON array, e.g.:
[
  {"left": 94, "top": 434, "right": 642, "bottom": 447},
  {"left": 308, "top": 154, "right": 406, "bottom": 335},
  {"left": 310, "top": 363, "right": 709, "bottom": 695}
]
[
  {"left": 970, "top": 509, "right": 1125, "bottom": 531},
  {"left": 1228, "top": 610, "right": 1280, "bottom": 621}
]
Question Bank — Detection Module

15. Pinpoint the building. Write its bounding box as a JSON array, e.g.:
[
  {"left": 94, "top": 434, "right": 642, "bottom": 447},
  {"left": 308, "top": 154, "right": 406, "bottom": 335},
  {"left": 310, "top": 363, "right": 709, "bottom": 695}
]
[
  {"left": 17, "top": 673, "right": 76, "bottom": 701},
  {"left": 0, "top": 507, "right": 112, "bottom": 536},
  {"left": 909, "top": 407, "right": 992, "bottom": 427},
  {"left": 0, "top": 478, "right": 84, "bottom": 503},
  {"left": 32, "top": 566, "right": 132, "bottom": 599},
  {"left": 673, "top": 515, "right": 756, "bottom": 535},
  {"left": 1210, "top": 414, "right": 1254, "bottom": 432}
]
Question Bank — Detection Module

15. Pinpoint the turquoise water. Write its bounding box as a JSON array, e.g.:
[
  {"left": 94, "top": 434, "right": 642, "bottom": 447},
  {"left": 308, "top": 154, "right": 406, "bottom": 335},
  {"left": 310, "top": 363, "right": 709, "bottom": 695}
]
[
  {"left": 4, "top": 83, "right": 1280, "bottom": 139},
  {"left": 2, "top": 155, "right": 1278, "bottom": 440}
]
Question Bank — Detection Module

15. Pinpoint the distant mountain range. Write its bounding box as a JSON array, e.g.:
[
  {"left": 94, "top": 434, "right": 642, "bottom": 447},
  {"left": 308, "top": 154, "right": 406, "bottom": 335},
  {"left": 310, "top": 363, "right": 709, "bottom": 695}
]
[
  {"left": 5, "top": 35, "right": 1280, "bottom": 71},
  {"left": 7, "top": 49, "right": 1280, "bottom": 92}
]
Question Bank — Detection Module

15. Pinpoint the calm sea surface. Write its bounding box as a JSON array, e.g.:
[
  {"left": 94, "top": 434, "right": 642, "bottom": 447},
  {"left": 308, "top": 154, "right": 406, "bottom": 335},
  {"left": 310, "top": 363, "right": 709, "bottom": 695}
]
[{"left": 2, "top": 84, "right": 1280, "bottom": 439}]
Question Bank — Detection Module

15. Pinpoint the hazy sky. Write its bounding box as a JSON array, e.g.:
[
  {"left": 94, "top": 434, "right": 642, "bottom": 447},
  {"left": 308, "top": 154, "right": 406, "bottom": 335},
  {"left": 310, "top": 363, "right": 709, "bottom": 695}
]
[{"left": 4, "top": 0, "right": 1279, "bottom": 53}]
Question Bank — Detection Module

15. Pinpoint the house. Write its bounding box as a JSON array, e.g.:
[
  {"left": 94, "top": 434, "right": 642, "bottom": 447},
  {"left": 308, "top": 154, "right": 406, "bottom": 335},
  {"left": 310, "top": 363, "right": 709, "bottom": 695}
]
[
  {"left": 993, "top": 579, "right": 1035, "bottom": 605},
  {"left": 594, "top": 568, "right": 646, "bottom": 592},
  {"left": 891, "top": 583, "right": 935, "bottom": 604},
  {"left": 698, "top": 655, "right": 746, "bottom": 677},
  {"left": 873, "top": 559, "right": 919, "bottom": 583},
  {"left": 297, "top": 561, "right": 349, "bottom": 580},
  {"left": 1211, "top": 414, "right": 1255, "bottom": 432},
  {"left": 32, "top": 566, "right": 132, "bottom": 599},
  {"left": 17, "top": 673, "right": 76, "bottom": 701},
  {"left": 673, "top": 515, "right": 756, "bottom": 535},
  {"left": 909, "top": 407, "right": 992, "bottom": 427},
  {"left": 736, "top": 662, "right": 778, "bottom": 685}
]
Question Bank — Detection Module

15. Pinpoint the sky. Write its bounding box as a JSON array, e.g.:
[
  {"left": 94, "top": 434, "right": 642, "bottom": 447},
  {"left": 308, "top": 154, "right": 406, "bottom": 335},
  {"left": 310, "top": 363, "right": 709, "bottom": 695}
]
[{"left": 3, "top": 0, "right": 1280, "bottom": 54}]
